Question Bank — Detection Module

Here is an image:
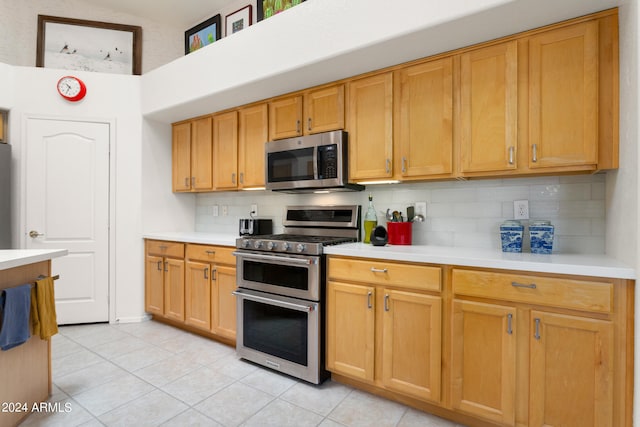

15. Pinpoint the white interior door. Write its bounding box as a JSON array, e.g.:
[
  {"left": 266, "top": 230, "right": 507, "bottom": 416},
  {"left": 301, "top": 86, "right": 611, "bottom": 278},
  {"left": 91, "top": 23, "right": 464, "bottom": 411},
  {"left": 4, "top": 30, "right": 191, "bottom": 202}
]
[{"left": 25, "top": 117, "right": 110, "bottom": 324}]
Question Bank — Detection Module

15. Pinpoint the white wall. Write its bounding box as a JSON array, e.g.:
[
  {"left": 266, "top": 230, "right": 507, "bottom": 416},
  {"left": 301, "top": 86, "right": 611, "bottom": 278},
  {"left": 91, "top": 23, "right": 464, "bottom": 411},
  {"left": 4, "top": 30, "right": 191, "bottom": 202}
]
[
  {"left": 0, "top": 0, "right": 183, "bottom": 73},
  {"left": 6, "top": 66, "right": 145, "bottom": 323}
]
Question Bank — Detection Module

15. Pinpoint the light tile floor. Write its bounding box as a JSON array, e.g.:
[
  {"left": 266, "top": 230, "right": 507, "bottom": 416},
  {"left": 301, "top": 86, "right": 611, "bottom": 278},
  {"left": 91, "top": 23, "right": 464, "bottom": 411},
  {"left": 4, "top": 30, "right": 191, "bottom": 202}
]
[{"left": 21, "top": 320, "right": 466, "bottom": 427}]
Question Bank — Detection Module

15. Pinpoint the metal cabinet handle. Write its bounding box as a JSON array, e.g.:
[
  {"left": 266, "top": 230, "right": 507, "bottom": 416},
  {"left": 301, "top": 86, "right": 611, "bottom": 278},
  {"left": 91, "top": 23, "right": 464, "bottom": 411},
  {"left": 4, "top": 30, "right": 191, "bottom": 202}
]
[
  {"left": 184, "top": 177, "right": 189, "bottom": 187},
  {"left": 239, "top": 172, "right": 244, "bottom": 184},
  {"left": 232, "top": 173, "right": 236, "bottom": 184},
  {"left": 512, "top": 282, "right": 537, "bottom": 289},
  {"left": 156, "top": 260, "right": 162, "bottom": 271},
  {"left": 204, "top": 267, "right": 209, "bottom": 280},
  {"left": 507, "top": 313, "right": 513, "bottom": 335},
  {"left": 385, "top": 158, "right": 391, "bottom": 174},
  {"left": 307, "top": 117, "right": 312, "bottom": 131},
  {"left": 367, "top": 291, "right": 372, "bottom": 309},
  {"left": 384, "top": 294, "right": 390, "bottom": 312},
  {"left": 212, "top": 268, "right": 217, "bottom": 281},
  {"left": 191, "top": 177, "right": 196, "bottom": 187},
  {"left": 534, "top": 318, "right": 541, "bottom": 340},
  {"left": 29, "top": 230, "right": 44, "bottom": 238},
  {"left": 532, "top": 144, "right": 538, "bottom": 163},
  {"left": 296, "top": 120, "right": 301, "bottom": 134},
  {"left": 370, "top": 267, "right": 388, "bottom": 273},
  {"left": 402, "top": 157, "right": 407, "bottom": 174},
  {"left": 508, "top": 146, "right": 515, "bottom": 165},
  {"left": 206, "top": 250, "right": 215, "bottom": 256}
]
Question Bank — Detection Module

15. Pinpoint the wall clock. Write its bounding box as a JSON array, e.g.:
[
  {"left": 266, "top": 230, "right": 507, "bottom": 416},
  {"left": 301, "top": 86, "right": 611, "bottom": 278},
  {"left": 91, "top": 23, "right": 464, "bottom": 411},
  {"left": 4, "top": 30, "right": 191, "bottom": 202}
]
[{"left": 56, "top": 76, "right": 87, "bottom": 102}]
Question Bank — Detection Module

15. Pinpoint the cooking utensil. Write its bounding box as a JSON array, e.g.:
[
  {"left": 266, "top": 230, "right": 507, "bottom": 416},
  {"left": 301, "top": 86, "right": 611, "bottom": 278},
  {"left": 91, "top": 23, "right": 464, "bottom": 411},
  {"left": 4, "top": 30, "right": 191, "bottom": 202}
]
[
  {"left": 411, "top": 214, "right": 425, "bottom": 222},
  {"left": 407, "top": 206, "right": 415, "bottom": 222},
  {"left": 386, "top": 209, "right": 393, "bottom": 221}
]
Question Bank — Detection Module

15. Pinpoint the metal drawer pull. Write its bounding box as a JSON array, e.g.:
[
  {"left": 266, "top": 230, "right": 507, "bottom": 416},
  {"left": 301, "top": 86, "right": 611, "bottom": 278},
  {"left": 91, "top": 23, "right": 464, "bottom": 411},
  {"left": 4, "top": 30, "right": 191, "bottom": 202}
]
[
  {"left": 206, "top": 250, "right": 215, "bottom": 255},
  {"left": 508, "top": 146, "right": 515, "bottom": 165},
  {"left": 532, "top": 144, "right": 538, "bottom": 163},
  {"left": 156, "top": 260, "right": 162, "bottom": 271},
  {"left": 367, "top": 291, "right": 372, "bottom": 309},
  {"left": 511, "top": 281, "right": 537, "bottom": 289},
  {"left": 534, "top": 318, "right": 541, "bottom": 340},
  {"left": 507, "top": 313, "right": 513, "bottom": 335},
  {"left": 204, "top": 267, "right": 209, "bottom": 280},
  {"left": 370, "top": 267, "right": 388, "bottom": 273},
  {"left": 384, "top": 294, "right": 390, "bottom": 312}
]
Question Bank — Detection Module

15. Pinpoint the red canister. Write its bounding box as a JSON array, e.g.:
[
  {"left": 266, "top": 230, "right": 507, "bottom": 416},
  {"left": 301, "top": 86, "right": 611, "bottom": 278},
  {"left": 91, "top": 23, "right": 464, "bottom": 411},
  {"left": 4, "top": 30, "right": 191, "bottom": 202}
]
[{"left": 387, "top": 222, "right": 412, "bottom": 245}]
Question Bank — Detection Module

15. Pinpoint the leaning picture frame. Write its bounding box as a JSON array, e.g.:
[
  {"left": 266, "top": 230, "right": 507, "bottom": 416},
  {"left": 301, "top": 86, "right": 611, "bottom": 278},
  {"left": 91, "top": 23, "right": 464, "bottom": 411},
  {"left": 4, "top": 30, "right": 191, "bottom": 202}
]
[
  {"left": 225, "top": 5, "right": 253, "bottom": 37},
  {"left": 36, "top": 15, "right": 142, "bottom": 75},
  {"left": 185, "top": 14, "right": 222, "bottom": 54}
]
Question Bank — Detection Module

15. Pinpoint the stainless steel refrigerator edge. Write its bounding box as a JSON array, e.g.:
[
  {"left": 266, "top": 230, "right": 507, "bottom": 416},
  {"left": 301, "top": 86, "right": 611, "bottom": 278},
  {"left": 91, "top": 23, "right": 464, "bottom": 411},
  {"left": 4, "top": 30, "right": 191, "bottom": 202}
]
[{"left": 0, "top": 144, "right": 11, "bottom": 248}]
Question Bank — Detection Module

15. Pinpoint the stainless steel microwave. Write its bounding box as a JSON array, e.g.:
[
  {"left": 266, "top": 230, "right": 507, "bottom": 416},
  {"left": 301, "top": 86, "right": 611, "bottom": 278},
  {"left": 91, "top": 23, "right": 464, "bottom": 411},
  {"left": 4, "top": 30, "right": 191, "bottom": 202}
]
[{"left": 265, "top": 130, "right": 364, "bottom": 193}]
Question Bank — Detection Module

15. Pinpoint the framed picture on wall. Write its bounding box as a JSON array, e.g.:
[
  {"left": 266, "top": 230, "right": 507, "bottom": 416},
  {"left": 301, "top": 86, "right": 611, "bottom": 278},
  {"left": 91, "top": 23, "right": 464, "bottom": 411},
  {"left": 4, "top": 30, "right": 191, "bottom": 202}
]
[
  {"left": 36, "top": 15, "right": 142, "bottom": 75},
  {"left": 225, "top": 5, "right": 252, "bottom": 36},
  {"left": 185, "top": 14, "right": 221, "bottom": 54},
  {"left": 257, "top": 0, "right": 305, "bottom": 21}
]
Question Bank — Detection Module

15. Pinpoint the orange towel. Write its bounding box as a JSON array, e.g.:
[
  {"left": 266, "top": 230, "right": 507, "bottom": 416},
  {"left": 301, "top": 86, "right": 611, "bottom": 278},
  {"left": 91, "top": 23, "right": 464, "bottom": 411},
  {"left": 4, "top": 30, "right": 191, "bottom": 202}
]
[{"left": 33, "top": 277, "right": 58, "bottom": 339}]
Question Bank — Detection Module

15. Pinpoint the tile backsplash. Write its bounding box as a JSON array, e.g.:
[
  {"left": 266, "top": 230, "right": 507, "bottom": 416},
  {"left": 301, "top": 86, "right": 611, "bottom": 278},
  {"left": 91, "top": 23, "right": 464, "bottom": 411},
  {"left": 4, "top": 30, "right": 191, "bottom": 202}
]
[{"left": 195, "top": 174, "right": 606, "bottom": 254}]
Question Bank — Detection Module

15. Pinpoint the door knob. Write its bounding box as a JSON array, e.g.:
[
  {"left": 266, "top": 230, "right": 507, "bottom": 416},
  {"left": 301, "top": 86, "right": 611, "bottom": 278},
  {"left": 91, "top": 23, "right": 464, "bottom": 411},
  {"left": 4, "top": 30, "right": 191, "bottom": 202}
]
[{"left": 29, "top": 230, "right": 44, "bottom": 238}]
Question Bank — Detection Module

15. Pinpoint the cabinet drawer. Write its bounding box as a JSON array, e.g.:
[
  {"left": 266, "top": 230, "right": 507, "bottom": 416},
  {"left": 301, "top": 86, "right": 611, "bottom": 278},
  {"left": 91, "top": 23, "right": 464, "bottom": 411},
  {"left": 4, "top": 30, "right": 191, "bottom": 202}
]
[
  {"left": 146, "top": 240, "right": 184, "bottom": 258},
  {"left": 452, "top": 269, "right": 613, "bottom": 313},
  {"left": 329, "top": 257, "right": 441, "bottom": 292},
  {"left": 186, "top": 244, "right": 236, "bottom": 264}
]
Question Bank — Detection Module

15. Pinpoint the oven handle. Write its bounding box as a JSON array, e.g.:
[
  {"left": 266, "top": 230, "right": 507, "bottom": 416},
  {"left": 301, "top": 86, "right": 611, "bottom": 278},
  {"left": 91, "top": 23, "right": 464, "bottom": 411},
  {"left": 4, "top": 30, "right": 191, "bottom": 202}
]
[
  {"left": 233, "top": 289, "right": 316, "bottom": 313},
  {"left": 233, "top": 251, "right": 317, "bottom": 266}
]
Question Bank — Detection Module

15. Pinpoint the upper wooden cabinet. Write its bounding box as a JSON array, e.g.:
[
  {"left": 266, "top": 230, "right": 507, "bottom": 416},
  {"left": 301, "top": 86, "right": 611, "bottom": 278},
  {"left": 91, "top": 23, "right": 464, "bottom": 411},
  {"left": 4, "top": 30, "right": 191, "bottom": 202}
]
[
  {"left": 172, "top": 117, "right": 213, "bottom": 192},
  {"left": 347, "top": 72, "right": 394, "bottom": 181},
  {"left": 213, "top": 110, "right": 239, "bottom": 190},
  {"left": 268, "top": 84, "right": 345, "bottom": 140},
  {"left": 395, "top": 57, "right": 454, "bottom": 180},
  {"left": 238, "top": 103, "right": 269, "bottom": 189},
  {"left": 528, "top": 21, "right": 599, "bottom": 170},
  {"left": 459, "top": 41, "right": 518, "bottom": 174}
]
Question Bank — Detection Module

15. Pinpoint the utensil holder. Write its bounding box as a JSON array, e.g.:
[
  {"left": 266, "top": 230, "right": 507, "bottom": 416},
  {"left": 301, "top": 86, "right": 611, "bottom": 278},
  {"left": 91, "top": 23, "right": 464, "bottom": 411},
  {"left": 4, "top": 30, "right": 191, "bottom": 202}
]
[{"left": 387, "top": 222, "right": 412, "bottom": 245}]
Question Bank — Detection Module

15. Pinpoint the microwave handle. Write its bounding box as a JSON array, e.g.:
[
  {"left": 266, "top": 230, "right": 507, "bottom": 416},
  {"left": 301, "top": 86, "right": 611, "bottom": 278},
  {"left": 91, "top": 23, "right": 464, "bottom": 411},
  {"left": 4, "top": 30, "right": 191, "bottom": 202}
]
[{"left": 313, "top": 146, "right": 319, "bottom": 180}]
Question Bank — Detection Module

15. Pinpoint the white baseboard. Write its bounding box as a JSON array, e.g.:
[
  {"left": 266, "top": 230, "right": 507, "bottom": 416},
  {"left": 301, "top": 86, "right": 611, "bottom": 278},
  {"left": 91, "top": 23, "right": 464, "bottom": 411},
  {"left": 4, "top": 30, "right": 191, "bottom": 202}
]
[{"left": 112, "top": 314, "right": 151, "bottom": 324}]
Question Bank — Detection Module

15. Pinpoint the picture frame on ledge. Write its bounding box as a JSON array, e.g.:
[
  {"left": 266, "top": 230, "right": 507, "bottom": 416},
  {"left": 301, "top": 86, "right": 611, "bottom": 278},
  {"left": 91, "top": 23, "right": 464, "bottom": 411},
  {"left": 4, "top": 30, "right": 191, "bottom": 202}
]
[
  {"left": 257, "top": 0, "right": 305, "bottom": 21},
  {"left": 36, "top": 15, "right": 142, "bottom": 75},
  {"left": 225, "top": 5, "right": 253, "bottom": 37},
  {"left": 185, "top": 14, "right": 221, "bottom": 55}
]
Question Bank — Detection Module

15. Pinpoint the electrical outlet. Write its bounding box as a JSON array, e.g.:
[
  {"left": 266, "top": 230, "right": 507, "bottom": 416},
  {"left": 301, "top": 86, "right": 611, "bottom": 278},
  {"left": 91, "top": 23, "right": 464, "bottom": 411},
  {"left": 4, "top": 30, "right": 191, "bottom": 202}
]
[
  {"left": 415, "top": 202, "right": 427, "bottom": 218},
  {"left": 251, "top": 204, "right": 258, "bottom": 217},
  {"left": 514, "top": 200, "right": 529, "bottom": 220},
  {"left": 212, "top": 205, "right": 219, "bottom": 217},
  {"left": 222, "top": 205, "right": 228, "bottom": 216}
]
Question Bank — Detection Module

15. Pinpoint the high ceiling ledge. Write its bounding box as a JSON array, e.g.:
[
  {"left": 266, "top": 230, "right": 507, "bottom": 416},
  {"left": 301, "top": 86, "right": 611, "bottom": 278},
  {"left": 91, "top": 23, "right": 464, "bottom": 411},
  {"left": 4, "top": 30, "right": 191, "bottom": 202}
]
[{"left": 141, "top": 0, "right": 619, "bottom": 124}]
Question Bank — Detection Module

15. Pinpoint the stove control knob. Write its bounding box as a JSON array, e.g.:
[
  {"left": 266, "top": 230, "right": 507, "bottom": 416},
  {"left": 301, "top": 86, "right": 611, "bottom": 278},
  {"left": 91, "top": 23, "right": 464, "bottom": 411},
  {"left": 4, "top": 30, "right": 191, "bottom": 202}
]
[
  {"left": 296, "top": 243, "right": 306, "bottom": 253},
  {"left": 242, "top": 239, "right": 251, "bottom": 248},
  {"left": 253, "top": 240, "right": 263, "bottom": 249},
  {"left": 266, "top": 241, "right": 275, "bottom": 250},
  {"left": 281, "top": 242, "right": 290, "bottom": 251}
]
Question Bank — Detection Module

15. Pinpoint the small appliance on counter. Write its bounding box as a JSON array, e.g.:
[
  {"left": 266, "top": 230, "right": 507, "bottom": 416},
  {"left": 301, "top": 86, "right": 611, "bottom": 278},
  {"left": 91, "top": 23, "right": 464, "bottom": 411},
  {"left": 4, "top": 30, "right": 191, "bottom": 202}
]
[{"left": 239, "top": 218, "right": 273, "bottom": 236}]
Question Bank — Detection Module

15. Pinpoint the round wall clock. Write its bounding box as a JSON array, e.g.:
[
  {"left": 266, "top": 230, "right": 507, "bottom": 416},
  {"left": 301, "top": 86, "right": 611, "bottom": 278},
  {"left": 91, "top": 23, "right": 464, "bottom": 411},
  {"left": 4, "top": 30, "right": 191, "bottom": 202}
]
[{"left": 56, "top": 76, "right": 87, "bottom": 102}]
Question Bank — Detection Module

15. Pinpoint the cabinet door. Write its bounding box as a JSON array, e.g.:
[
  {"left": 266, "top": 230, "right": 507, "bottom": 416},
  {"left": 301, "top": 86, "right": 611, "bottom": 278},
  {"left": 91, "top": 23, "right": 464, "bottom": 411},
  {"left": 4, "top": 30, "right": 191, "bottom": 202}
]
[
  {"left": 459, "top": 41, "right": 518, "bottom": 173},
  {"left": 212, "top": 265, "right": 237, "bottom": 340},
  {"left": 397, "top": 58, "right": 453, "bottom": 178},
  {"left": 451, "top": 300, "right": 516, "bottom": 426},
  {"left": 185, "top": 261, "right": 212, "bottom": 330},
  {"left": 529, "top": 311, "right": 613, "bottom": 427},
  {"left": 305, "top": 85, "right": 345, "bottom": 134},
  {"left": 382, "top": 289, "right": 442, "bottom": 402},
  {"left": 145, "top": 255, "right": 164, "bottom": 315},
  {"left": 172, "top": 122, "right": 191, "bottom": 192},
  {"left": 213, "top": 111, "right": 239, "bottom": 190},
  {"left": 238, "top": 104, "right": 268, "bottom": 188},
  {"left": 191, "top": 116, "right": 213, "bottom": 191},
  {"left": 326, "top": 281, "right": 375, "bottom": 381},
  {"left": 269, "top": 95, "right": 302, "bottom": 140},
  {"left": 164, "top": 258, "right": 185, "bottom": 322},
  {"left": 529, "top": 21, "right": 598, "bottom": 169},
  {"left": 347, "top": 72, "right": 393, "bottom": 180}
]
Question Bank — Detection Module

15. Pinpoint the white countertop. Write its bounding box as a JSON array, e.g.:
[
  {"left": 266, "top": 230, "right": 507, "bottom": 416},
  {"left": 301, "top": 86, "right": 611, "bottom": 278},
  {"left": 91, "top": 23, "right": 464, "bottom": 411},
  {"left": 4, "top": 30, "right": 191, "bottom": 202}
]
[
  {"left": 0, "top": 249, "right": 69, "bottom": 271},
  {"left": 324, "top": 243, "right": 636, "bottom": 280},
  {"left": 142, "top": 232, "right": 636, "bottom": 280},
  {"left": 143, "top": 232, "right": 238, "bottom": 247}
]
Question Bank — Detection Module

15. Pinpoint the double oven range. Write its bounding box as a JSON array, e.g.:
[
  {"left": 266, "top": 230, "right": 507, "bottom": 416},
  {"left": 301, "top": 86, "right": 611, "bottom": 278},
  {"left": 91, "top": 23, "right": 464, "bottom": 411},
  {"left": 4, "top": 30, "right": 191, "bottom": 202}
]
[{"left": 233, "top": 205, "right": 361, "bottom": 384}]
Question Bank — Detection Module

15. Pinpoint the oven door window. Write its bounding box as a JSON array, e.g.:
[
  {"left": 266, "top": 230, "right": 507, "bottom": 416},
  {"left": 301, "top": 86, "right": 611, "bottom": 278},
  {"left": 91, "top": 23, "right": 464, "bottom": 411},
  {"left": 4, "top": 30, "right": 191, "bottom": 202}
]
[
  {"left": 243, "top": 260, "right": 308, "bottom": 291},
  {"left": 267, "top": 147, "right": 315, "bottom": 182},
  {"left": 243, "top": 299, "right": 308, "bottom": 366}
]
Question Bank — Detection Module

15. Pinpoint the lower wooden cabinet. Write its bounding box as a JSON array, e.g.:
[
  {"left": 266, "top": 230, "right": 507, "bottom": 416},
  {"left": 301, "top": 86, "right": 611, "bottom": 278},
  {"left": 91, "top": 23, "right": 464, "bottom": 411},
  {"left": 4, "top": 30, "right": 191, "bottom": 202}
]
[
  {"left": 145, "top": 239, "right": 236, "bottom": 343},
  {"left": 327, "top": 257, "right": 443, "bottom": 403},
  {"left": 326, "top": 256, "right": 632, "bottom": 427}
]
